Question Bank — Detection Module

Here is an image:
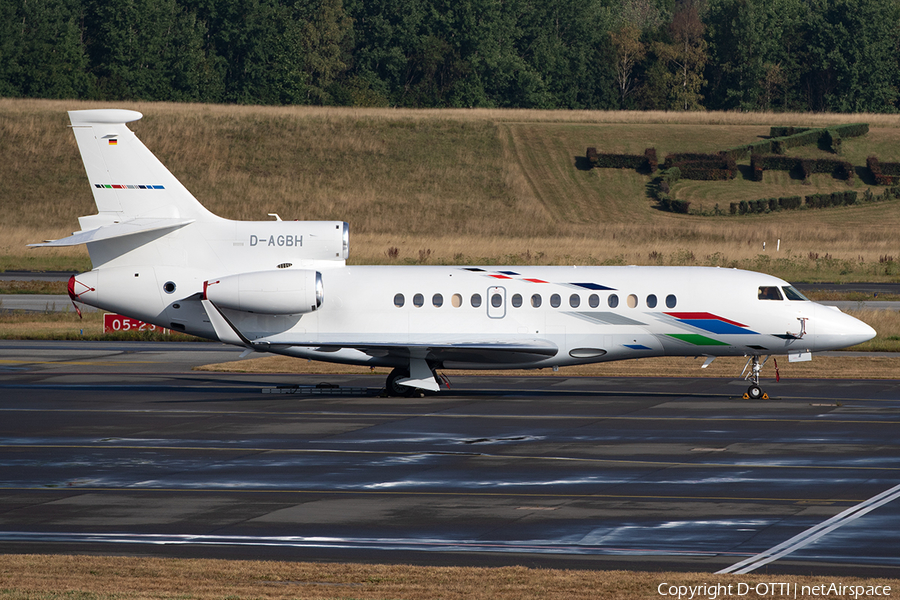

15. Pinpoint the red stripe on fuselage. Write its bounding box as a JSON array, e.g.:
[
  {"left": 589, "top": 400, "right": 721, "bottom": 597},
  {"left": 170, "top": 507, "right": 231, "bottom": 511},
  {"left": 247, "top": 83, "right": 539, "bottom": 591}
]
[{"left": 665, "top": 312, "right": 747, "bottom": 328}]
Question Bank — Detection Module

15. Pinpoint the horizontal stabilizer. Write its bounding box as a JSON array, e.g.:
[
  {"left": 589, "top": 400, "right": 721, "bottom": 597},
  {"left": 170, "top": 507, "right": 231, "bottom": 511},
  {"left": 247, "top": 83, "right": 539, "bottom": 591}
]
[{"left": 29, "top": 218, "right": 194, "bottom": 247}]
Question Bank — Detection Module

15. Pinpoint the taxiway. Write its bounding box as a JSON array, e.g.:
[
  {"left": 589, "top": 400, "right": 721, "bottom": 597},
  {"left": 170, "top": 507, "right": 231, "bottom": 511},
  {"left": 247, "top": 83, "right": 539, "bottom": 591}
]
[{"left": 1, "top": 341, "right": 899, "bottom": 575}]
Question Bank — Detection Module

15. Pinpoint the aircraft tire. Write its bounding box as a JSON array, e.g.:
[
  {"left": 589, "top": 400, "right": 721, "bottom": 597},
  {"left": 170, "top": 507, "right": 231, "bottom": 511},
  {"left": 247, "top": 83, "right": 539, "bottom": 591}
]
[
  {"left": 386, "top": 367, "right": 412, "bottom": 397},
  {"left": 747, "top": 384, "right": 763, "bottom": 400}
]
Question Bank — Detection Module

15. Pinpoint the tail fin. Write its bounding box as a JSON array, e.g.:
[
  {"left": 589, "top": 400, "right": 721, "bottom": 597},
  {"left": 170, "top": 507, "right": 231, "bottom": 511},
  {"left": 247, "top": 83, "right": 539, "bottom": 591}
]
[{"left": 68, "top": 109, "right": 216, "bottom": 225}]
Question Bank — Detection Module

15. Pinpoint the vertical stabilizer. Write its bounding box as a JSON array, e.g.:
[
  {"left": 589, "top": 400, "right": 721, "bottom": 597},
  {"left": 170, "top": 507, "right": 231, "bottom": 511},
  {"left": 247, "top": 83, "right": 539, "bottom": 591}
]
[{"left": 68, "top": 109, "right": 217, "bottom": 225}]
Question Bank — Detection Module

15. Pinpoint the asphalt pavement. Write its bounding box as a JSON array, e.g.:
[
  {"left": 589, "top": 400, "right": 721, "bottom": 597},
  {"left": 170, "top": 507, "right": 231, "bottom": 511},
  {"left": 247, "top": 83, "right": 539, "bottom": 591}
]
[{"left": 0, "top": 340, "right": 898, "bottom": 575}]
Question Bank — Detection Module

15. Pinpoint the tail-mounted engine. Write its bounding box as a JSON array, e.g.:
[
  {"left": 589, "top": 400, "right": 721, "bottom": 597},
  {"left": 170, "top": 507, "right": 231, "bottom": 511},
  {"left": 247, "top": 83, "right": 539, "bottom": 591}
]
[{"left": 204, "top": 269, "right": 323, "bottom": 315}]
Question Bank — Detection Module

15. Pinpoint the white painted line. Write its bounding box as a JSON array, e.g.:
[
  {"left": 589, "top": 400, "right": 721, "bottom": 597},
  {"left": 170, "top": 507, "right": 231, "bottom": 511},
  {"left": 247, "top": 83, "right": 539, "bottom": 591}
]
[{"left": 717, "top": 482, "right": 900, "bottom": 574}]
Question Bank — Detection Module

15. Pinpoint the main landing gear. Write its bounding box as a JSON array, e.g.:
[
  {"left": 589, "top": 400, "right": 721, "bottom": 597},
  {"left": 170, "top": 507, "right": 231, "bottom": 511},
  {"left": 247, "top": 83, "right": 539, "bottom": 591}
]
[
  {"left": 385, "top": 368, "right": 413, "bottom": 397},
  {"left": 384, "top": 360, "right": 445, "bottom": 397},
  {"left": 743, "top": 355, "right": 769, "bottom": 400}
]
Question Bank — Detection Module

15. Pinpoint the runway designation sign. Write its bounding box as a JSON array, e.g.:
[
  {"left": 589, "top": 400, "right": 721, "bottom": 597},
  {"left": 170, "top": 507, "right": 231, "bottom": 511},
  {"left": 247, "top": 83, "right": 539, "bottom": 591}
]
[{"left": 103, "top": 313, "right": 169, "bottom": 335}]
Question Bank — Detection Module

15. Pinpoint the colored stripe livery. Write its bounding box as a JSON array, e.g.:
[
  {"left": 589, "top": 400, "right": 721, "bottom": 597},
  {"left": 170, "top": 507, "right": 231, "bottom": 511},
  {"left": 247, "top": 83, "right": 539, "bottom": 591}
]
[
  {"left": 665, "top": 312, "right": 758, "bottom": 335},
  {"left": 94, "top": 184, "right": 166, "bottom": 190}
]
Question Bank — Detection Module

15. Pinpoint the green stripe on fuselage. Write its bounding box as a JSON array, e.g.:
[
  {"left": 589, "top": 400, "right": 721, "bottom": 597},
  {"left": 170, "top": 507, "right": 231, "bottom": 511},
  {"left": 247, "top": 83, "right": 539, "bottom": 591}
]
[{"left": 667, "top": 333, "right": 729, "bottom": 346}]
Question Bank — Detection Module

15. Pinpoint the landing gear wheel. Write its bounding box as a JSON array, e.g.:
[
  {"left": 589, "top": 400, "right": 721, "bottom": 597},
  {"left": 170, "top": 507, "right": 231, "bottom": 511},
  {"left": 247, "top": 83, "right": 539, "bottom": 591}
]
[
  {"left": 385, "top": 368, "right": 412, "bottom": 397},
  {"left": 747, "top": 384, "right": 763, "bottom": 400}
]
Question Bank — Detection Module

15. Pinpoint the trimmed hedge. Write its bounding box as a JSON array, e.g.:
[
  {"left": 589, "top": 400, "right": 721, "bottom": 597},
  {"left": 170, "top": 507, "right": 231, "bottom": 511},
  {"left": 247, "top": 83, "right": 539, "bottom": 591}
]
[
  {"left": 769, "top": 126, "right": 813, "bottom": 137},
  {"left": 772, "top": 128, "right": 821, "bottom": 154},
  {"left": 730, "top": 195, "right": 802, "bottom": 214},
  {"left": 729, "top": 188, "right": 899, "bottom": 215},
  {"left": 586, "top": 147, "right": 658, "bottom": 172},
  {"left": 644, "top": 147, "right": 658, "bottom": 172},
  {"left": 662, "top": 153, "right": 736, "bottom": 180},
  {"left": 805, "top": 191, "right": 857, "bottom": 208},
  {"left": 867, "top": 156, "right": 900, "bottom": 185},
  {"left": 726, "top": 123, "right": 868, "bottom": 160},
  {"left": 833, "top": 123, "right": 869, "bottom": 139},
  {"left": 751, "top": 154, "right": 853, "bottom": 181},
  {"left": 658, "top": 197, "right": 691, "bottom": 214}
]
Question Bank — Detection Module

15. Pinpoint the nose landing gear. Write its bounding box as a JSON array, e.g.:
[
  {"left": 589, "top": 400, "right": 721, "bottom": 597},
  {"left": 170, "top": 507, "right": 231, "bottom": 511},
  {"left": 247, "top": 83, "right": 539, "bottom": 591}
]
[{"left": 743, "top": 355, "right": 769, "bottom": 400}]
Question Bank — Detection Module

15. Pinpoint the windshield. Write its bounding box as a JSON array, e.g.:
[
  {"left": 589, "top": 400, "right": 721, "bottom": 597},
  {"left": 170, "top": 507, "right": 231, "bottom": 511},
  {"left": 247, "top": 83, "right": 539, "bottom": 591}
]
[{"left": 782, "top": 286, "right": 810, "bottom": 301}]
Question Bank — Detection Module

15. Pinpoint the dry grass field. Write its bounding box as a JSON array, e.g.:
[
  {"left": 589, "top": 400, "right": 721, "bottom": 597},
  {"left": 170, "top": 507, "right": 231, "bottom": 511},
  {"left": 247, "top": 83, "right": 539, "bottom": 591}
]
[
  {"left": 1, "top": 554, "right": 898, "bottom": 600},
  {"left": 3, "top": 98, "right": 900, "bottom": 280}
]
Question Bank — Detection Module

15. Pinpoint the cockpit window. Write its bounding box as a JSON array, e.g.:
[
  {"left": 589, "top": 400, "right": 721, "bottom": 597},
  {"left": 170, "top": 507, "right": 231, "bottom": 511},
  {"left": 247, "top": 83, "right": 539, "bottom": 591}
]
[
  {"left": 782, "top": 286, "right": 809, "bottom": 301},
  {"left": 758, "top": 286, "right": 783, "bottom": 300}
]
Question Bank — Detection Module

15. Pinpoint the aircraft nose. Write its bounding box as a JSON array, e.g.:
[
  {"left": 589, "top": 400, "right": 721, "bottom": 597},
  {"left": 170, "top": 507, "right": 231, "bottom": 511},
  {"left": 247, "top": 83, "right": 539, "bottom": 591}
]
[
  {"left": 851, "top": 317, "right": 878, "bottom": 345},
  {"left": 813, "top": 303, "right": 876, "bottom": 349}
]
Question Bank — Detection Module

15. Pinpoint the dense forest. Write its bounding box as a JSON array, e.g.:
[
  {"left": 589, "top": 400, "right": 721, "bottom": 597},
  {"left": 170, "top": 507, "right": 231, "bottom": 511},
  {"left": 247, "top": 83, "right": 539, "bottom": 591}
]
[{"left": 2, "top": 0, "right": 899, "bottom": 112}]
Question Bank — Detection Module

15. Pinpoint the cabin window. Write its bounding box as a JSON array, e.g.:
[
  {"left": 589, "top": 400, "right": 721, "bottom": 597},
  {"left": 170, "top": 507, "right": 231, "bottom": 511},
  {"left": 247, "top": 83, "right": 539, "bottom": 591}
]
[
  {"left": 589, "top": 294, "right": 599, "bottom": 308},
  {"left": 531, "top": 294, "right": 542, "bottom": 308},
  {"left": 451, "top": 293, "right": 463, "bottom": 307},
  {"left": 393, "top": 293, "right": 405, "bottom": 308},
  {"left": 782, "top": 286, "right": 809, "bottom": 301},
  {"left": 608, "top": 294, "right": 619, "bottom": 308},
  {"left": 432, "top": 293, "right": 443, "bottom": 307},
  {"left": 665, "top": 294, "right": 677, "bottom": 308},
  {"left": 511, "top": 293, "right": 523, "bottom": 308},
  {"left": 491, "top": 293, "right": 503, "bottom": 308},
  {"left": 471, "top": 293, "right": 482, "bottom": 308},
  {"left": 550, "top": 294, "right": 561, "bottom": 308},
  {"left": 627, "top": 294, "right": 638, "bottom": 308},
  {"left": 758, "top": 286, "right": 783, "bottom": 300},
  {"left": 569, "top": 294, "right": 580, "bottom": 308},
  {"left": 647, "top": 294, "right": 657, "bottom": 308},
  {"left": 413, "top": 293, "right": 425, "bottom": 307}
]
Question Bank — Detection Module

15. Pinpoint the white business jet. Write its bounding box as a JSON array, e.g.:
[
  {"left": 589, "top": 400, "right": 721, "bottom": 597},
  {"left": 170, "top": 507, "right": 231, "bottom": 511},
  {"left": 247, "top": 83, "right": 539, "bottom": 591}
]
[{"left": 32, "top": 109, "right": 875, "bottom": 398}]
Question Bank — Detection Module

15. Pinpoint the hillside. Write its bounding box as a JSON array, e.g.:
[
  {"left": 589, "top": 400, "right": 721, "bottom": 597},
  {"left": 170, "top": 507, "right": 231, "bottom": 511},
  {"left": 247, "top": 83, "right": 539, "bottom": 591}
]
[{"left": 2, "top": 99, "right": 900, "bottom": 281}]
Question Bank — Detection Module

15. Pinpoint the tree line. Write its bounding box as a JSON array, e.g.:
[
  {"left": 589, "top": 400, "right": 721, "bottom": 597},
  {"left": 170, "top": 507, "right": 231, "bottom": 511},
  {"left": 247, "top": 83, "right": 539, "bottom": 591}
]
[{"left": 2, "top": 0, "right": 899, "bottom": 112}]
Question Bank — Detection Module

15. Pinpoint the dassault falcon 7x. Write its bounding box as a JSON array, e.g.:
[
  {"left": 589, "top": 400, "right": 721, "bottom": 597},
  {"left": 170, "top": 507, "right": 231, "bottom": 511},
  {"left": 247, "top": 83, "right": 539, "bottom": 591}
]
[{"left": 33, "top": 109, "right": 875, "bottom": 398}]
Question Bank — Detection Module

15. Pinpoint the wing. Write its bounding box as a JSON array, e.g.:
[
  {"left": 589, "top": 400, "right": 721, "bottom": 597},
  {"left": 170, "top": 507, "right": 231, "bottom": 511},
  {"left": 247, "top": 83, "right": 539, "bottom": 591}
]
[{"left": 304, "top": 340, "right": 559, "bottom": 365}]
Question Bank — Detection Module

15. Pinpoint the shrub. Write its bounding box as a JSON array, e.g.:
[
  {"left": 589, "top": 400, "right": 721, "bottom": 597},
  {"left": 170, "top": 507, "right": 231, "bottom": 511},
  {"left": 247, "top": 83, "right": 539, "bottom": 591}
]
[
  {"left": 659, "top": 179, "right": 670, "bottom": 194},
  {"left": 586, "top": 147, "right": 658, "bottom": 172},
  {"left": 867, "top": 155, "right": 900, "bottom": 185},
  {"left": 805, "top": 191, "right": 858, "bottom": 208},
  {"left": 670, "top": 199, "right": 691, "bottom": 214},
  {"left": 833, "top": 123, "right": 869, "bottom": 139},
  {"left": 823, "top": 129, "right": 842, "bottom": 154},
  {"left": 664, "top": 166, "right": 681, "bottom": 183},
  {"left": 664, "top": 153, "right": 735, "bottom": 181},
  {"left": 644, "top": 147, "right": 658, "bottom": 172},
  {"left": 779, "top": 196, "right": 802, "bottom": 210},
  {"left": 769, "top": 126, "right": 813, "bottom": 137},
  {"left": 752, "top": 155, "right": 853, "bottom": 181}
]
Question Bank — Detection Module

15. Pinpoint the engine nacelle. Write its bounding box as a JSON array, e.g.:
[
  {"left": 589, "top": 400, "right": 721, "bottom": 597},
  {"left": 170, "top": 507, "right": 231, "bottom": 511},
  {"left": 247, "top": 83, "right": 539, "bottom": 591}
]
[{"left": 205, "top": 269, "right": 323, "bottom": 315}]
